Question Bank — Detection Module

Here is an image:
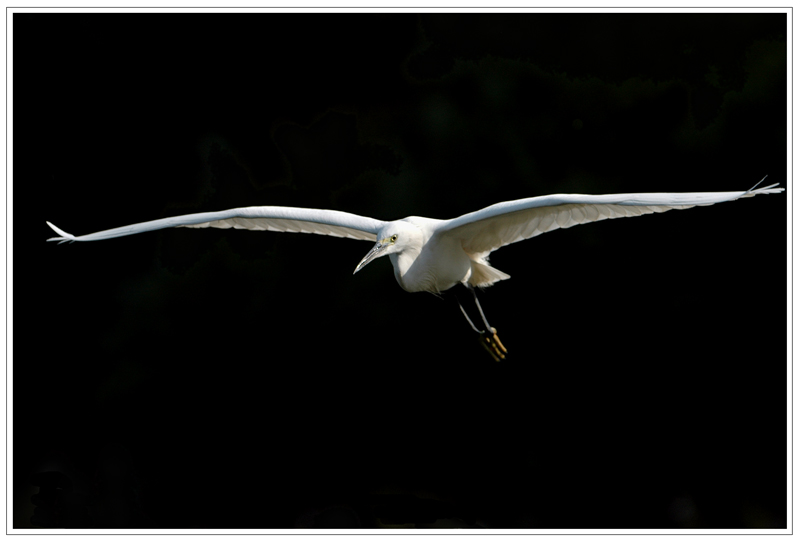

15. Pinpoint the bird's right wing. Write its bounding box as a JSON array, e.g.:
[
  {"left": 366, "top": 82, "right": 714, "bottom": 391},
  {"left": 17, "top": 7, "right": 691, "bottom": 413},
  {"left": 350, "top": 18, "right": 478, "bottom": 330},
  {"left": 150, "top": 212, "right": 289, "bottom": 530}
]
[
  {"left": 46, "top": 206, "right": 385, "bottom": 244},
  {"left": 437, "top": 182, "right": 784, "bottom": 260}
]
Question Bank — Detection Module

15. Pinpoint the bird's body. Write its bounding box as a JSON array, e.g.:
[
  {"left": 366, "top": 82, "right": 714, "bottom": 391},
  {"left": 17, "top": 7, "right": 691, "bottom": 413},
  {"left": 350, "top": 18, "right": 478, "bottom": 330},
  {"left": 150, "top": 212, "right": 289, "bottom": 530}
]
[
  {"left": 385, "top": 217, "right": 465, "bottom": 293},
  {"left": 47, "top": 179, "right": 783, "bottom": 360}
]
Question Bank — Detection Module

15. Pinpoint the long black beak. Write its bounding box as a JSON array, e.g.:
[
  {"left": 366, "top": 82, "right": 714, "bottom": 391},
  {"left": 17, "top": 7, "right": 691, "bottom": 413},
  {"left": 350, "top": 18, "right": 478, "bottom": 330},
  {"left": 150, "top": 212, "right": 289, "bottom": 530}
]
[{"left": 353, "top": 241, "right": 388, "bottom": 274}]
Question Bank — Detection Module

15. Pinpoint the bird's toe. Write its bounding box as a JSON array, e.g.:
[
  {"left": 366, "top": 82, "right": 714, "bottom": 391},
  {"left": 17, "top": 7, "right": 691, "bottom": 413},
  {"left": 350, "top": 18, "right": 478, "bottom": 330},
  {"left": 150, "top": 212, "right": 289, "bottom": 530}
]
[{"left": 479, "top": 329, "right": 507, "bottom": 362}]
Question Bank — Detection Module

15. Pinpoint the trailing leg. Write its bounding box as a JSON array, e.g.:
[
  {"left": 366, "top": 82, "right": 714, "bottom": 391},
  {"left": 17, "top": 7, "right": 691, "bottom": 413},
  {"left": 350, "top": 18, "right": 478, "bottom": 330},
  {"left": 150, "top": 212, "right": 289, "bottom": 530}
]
[{"left": 453, "top": 283, "right": 508, "bottom": 361}]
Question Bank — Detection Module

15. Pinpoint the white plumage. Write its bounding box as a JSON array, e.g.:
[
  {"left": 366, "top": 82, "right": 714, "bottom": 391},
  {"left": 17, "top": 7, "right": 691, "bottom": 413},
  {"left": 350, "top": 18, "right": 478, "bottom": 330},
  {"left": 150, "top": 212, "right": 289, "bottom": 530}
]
[
  {"left": 47, "top": 180, "right": 783, "bottom": 294},
  {"left": 46, "top": 179, "right": 783, "bottom": 360}
]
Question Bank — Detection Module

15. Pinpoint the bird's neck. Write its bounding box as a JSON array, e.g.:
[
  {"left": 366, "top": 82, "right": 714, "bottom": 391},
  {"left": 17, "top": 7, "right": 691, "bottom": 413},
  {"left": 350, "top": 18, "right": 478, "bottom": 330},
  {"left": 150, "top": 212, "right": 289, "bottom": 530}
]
[{"left": 389, "top": 245, "right": 424, "bottom": 293}]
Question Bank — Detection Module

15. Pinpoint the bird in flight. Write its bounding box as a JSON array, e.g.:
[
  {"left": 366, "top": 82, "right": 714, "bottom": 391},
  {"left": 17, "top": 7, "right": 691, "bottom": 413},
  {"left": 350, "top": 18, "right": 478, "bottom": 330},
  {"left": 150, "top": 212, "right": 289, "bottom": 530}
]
[{"left": 47, "top": 177, "right": 783, "bottom": 361}]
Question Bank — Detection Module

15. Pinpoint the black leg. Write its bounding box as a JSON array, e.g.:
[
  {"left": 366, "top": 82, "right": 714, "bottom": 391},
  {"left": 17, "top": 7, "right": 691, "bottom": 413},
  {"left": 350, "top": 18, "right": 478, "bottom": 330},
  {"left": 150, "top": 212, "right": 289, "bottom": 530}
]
[
  {"left": 453, "top": 283, "right": 508, "bottom": 361},
  {"left": 452, "top": 283, "right": 488, "bottom": 333},
  {"left": 470, "top": 285, "right": 494, "bottom": 332},
  {"left": 457, "top": 300, "right": 481, "bottom": 333}
]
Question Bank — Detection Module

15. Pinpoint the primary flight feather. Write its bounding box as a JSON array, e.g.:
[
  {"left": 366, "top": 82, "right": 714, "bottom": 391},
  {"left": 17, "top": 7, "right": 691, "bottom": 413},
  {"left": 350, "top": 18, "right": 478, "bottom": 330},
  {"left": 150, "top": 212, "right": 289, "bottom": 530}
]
[{"left": 47, "top": 179, "right": 783, "bottom": 360}]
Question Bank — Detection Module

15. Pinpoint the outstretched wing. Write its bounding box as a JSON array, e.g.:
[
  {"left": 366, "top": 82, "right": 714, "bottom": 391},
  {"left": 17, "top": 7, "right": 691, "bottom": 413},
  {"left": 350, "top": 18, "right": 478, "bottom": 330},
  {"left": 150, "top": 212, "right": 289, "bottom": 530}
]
[
  {"left": 46, "top": 206, "right": 386, "bottom": 244},
  {"left": 437, "top": 181, "right": 784, "bottom": 260}
]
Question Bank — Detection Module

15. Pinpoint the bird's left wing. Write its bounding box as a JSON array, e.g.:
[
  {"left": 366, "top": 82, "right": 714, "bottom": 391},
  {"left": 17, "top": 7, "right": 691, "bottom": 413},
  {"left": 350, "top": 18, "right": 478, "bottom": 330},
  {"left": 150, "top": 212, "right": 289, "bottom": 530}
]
[
  {"left": 437, "top": 182, "right": 784, "bottom": 259},
  {"left": 47, "top": 206, "right": 385, "bottom": 244}
]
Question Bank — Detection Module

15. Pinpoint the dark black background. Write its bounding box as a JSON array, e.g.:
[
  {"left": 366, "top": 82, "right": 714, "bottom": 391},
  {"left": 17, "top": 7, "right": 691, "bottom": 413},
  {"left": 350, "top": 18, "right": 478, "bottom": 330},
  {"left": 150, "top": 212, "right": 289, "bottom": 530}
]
[{"left": 16, "top": 12, "right": 786, "bottom": 529}]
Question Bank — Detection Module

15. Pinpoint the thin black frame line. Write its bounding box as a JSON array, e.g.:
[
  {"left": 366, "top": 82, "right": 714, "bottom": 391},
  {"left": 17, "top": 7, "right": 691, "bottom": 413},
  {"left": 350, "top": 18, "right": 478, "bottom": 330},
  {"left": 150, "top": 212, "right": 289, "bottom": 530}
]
[{"left": 2, "top": 6, "right": 796, "bottom": 8}]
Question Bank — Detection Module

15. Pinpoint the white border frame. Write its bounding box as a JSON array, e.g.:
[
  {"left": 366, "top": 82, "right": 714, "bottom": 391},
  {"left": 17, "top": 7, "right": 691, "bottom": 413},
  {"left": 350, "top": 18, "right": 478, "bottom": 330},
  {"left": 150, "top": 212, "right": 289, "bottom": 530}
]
[{"left": 4, "top": 4, "right": 792, "bottom": 537}]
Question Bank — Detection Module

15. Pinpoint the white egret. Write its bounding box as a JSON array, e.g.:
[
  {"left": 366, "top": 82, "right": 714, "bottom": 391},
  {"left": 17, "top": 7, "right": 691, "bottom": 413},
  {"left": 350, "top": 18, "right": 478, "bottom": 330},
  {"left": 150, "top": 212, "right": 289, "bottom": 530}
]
[{"left": 47, "top": 178, "right": 783, "bottom": 361}]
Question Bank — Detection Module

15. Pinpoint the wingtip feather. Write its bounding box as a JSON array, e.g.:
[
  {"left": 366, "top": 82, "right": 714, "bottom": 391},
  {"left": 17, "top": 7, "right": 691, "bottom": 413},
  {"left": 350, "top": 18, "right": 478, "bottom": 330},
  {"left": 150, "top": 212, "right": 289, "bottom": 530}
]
[
  {"left": 747, "top": 175, "right": 769, "bottom": 193},
  {"left": 46, "top": 221, "right": 76, "bottom": 243},
  {"left": 742, "top": 176, "right": 784, "bottom": 198}
]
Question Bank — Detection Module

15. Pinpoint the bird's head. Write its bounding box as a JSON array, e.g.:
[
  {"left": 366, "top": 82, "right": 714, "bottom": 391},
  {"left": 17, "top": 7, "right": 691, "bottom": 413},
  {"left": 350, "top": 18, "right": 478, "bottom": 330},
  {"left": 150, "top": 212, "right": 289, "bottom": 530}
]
[{"left": 353, "top": 221, "right": 421, "bottom": 275}]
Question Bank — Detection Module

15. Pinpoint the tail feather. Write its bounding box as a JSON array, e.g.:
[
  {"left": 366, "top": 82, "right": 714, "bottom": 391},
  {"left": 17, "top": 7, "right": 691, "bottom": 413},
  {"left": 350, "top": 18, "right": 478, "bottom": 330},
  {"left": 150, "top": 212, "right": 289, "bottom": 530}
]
[
  {"left": 468, "top": 259, "right": 510, "bottom": 288},
  {"left": 46, "top": 221, "right": 76, "bottom": 244}
]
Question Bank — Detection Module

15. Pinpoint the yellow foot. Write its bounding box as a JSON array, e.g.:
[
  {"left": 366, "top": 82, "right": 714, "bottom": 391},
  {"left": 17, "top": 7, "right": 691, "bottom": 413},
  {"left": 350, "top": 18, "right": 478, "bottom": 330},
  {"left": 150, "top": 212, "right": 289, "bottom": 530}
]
[{"left": 479, "top": 327, "right": 508, "bottom": 362}]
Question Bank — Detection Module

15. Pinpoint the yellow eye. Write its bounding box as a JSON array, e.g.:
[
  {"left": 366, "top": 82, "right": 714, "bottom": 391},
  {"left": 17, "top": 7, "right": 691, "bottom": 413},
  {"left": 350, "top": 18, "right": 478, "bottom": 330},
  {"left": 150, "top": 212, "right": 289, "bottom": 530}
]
[{"left": 391, "top": 234, "right": 398, "bottom": 243}]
